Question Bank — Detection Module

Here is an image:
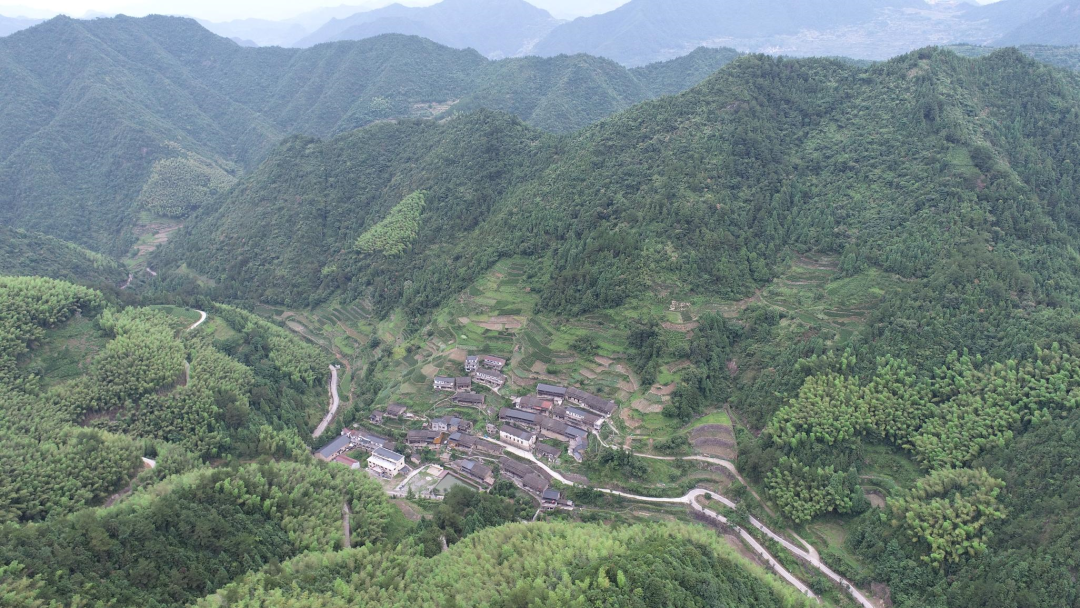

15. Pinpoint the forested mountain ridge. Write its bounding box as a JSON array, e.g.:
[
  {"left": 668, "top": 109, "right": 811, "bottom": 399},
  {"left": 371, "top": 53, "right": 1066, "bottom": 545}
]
[
  {"left": 162, "top": 46, "right": 1080, "bottom": 357},
  {"left": 0, "top": 14, "right": 738, "bottom": 256}
]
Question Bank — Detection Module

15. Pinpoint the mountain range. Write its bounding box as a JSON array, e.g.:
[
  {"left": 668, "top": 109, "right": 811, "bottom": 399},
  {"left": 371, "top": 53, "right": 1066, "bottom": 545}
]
[
  {"left": 3, "top": 6, "right": 1080, "bottom": 608},
  {"left": 295, "top": 0, "right": 563, "bottom": 57},
  {"left": 8, "top": 0, "right": 1080, "bottom": 64},
  {"left": 0, "top": 15, "right": 736, "bottom": 255}
]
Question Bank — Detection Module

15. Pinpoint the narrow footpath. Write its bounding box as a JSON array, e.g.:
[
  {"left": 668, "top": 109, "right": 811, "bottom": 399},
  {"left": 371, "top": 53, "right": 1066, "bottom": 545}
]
[{"left": 312, "top": 365, "right": 340, "bottom": 438}]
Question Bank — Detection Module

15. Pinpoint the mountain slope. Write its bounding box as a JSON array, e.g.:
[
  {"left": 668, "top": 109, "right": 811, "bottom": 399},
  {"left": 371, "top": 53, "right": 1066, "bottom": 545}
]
[
  {"left": 0, "top": 15, "right": 738, "bottom": 255},
  {"left": 998, "top": 1, "right": 1080, "bottom": 46},
  {"left": 296, "top": 0, "right": 563, "bottom": 58},
  {"left": 961, "top": 0, "right": 1065, "bottom": 37},
  {"left": 165, "top": 47, "right": 1080, "bottom": 350},
  {"left": 0, "top": 14, "right": 39, "bottom": 36},
  {"left": 0, "top": 226, "right": 126, "bottom": 285}
]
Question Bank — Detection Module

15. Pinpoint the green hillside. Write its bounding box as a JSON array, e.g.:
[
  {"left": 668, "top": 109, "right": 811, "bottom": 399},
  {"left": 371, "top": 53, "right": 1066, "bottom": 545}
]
[
  {"left": 194, "top": 522, "right": 811, "bottom": 608},
  {"left": 949, "top": 43, "right": 1080, "bottom": 71},
  {"left": 0, "top": 15, "right": 737, "bottom": 256},
  {"left": 0, "top": 226, "right": 126, "bottom": 286},
  {"left": 0, "top": 275, "right": 803, "bottom": 608},
  {"left": 166, "top": 47, "right": 1080, "bottom": 351},
  {"left": 156, "top": 47, "right": 1080, "bottom": 608}
]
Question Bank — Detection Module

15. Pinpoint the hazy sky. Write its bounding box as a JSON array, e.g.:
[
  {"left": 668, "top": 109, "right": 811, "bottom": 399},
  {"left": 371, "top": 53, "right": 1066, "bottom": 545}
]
[{"left": 2, "top": 0, "right": 633, "bottom": 20}]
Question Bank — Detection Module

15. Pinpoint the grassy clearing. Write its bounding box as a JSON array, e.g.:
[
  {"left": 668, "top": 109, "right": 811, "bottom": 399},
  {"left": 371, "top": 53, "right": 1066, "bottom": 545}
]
[
  {"left": 18, "top": 316, "right": 107, "bottom": 388},
  {"left": 860, "top": 443, "right": 924, "bottom": 490},
  {"left": 690, "top": 411, "right": 732, "bottom": 427}
]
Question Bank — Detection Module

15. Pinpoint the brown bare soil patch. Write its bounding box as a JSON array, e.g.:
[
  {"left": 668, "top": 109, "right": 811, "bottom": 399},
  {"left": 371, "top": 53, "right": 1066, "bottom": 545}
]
[
  {"left": 530, "top": 360, "right": 548, "bottom": 374},
  {"left": 594, "top": 356, "right": 614, "bottom": 366},
  {"left": 866, "top": 491, "right": 887, "bottom": 509},
  {"left": 690, "top": 425, "right": 734, "bottom": 440},
  {"left": 421, "top": 364, "right": 439, "bottom": 378},
  {"left": 489, "top": 315, "right": 522, "bottom": 329},
  {"left": 447, "top": 348, "right": 468, "bottom": 362},
  {"left": 579, "top": 367, "right": 598, "bottom": 379},
  {"left": 457, "top": 317, "right": 470, "bottom": 325},
  {"left": 650, "top": 382, "right": 677, "bottom": 396},
  {"left": 477, "top": 322, "right": 504, "bottom": 331},
  {"left": 631, "top": 398, "right": 664, "bottom": 414},
  {"left": 620, "top": 408, "right": 643, "bottom": 430}
]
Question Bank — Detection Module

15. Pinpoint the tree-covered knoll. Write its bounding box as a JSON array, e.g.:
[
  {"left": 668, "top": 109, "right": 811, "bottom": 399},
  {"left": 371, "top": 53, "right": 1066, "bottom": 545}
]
[
  {"left": 0, "top": 15, "right": 737, "bottom": 253},
  {"left": 0, "top": 227, "right": 127, "bottom": 287},
  {"left": 0, "top": 460, "right": 394, "bottom": 608},
  {"left": 947, "top": 44, "right": 1080, "bottom": 72},
  {"left": 195, "top": 522, "right": 812, "bottom": 608},
  {"left": 0, "top": 276, "right": 332, "bottom": 523}
]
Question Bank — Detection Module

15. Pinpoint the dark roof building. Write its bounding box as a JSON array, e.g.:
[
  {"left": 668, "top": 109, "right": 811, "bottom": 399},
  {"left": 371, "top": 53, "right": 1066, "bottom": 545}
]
[
  {"left": 456, "top": 460, "right": 494, "bottom": 484},
  {"left": 315, "top": 435, "right": 351, "bottom": 460},
  {"left": 566, "top": 387, "right": 617, "bottom": 416},
  {"left": 517, "top": 395, "right": 553, "bottom": 412},
  {"left": 499, "top": 456, "right": 534, "bottom": 479},
  {"left": 406, "top": 429, "right": 445, "bottom": 446},
  {"left": 499, "top": 408, "right": 538, "bottom": 428},
  {"left": 535, "top": 443, "right": 562, "bottom": 462},
  {"left": 385, "top": 404, "right": 408, "bottom": 418},
  {"left": 537, "top": 383, "right": 567, "bottom": 399},
  {"left": 521, "top": 473, "right": 548, "bottom": 494},
  {"left": 452, "top": 392, "right": 485, "bottom": 406},
  {"left": 475, "top": 438, "right": 504, "bottom": 456},
  {"left": 448, "top": 432, "right": 477, "bottom": 450}
]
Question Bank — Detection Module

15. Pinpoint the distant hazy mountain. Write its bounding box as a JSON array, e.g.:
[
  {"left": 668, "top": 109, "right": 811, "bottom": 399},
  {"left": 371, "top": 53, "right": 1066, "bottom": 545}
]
[
  {"left": 200, "top": 18, "right": 308, "bottom": 47},
  {"left": 0, "top": 14, "right": 40, "bottom": 36},
  {"left": 961, "top": 0, "right": 1065, "bottom": 37},
  {"left": 997, "top": 2, "right": 1080, "bottom": 46},
  {"left": 296, "top": 0, "right": 563, "bottom": 58},
  {"left": 530, "top": 0, "right": 926, "bottom": 66},
  {"left": 200, "top": 3, "right": 390, "bottom": 47}
]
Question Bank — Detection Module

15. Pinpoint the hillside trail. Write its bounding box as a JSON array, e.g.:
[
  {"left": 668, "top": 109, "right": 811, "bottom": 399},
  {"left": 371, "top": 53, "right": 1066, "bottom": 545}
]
[
  {"left": 188, "top": 310, "right": 207, "bottom": 331},
  {"left": 489, "top": 438, "right": 873, "bottom": 608}
]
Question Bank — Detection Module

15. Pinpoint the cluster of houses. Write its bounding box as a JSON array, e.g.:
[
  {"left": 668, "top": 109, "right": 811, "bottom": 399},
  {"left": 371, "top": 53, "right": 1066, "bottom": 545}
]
[
  {"left": 435, "top": 354, "right": 507, "bottom": 396},
  {"left": 496, "top": 383, "right": 616, "bottom": 463},
  {"left": 313, "top": 353, "right": 614, "bottom": 513},
  {"left": 314, "top": 428, "right": 407, "bottom": 479}
]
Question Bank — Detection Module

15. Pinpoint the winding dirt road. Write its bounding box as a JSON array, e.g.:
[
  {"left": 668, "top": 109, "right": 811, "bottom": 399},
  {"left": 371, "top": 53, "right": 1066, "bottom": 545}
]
[
  {"left": 489, "top": 439, "right": 874, "bottom": 608},
  {"left": 312, "top": 365, "right": 340, "bottom": 438}
]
